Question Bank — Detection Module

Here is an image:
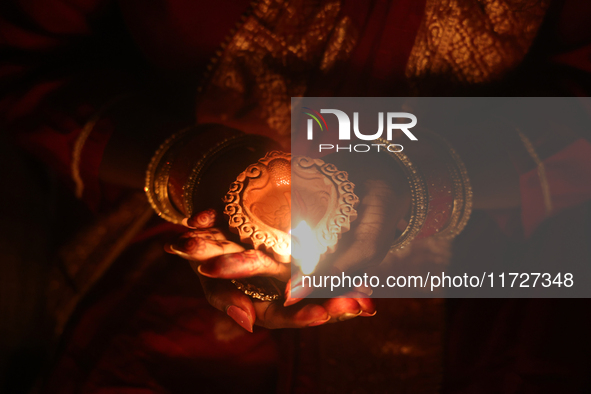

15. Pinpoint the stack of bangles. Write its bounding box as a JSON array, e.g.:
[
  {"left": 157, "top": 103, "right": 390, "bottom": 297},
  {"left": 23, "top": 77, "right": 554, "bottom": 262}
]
[
  {"left": 145, "top": 124, "right": 472, "bottom": 253},
  {"left": 377, "top": 131, "right": 473, "bottom": 252},
  {"left": 144, "top": 124, "right": 280, "bottom": 224}
]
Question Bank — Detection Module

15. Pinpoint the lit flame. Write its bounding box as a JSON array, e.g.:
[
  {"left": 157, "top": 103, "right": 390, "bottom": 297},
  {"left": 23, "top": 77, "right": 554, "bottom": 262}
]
[{"left": 290, "top": 221, "right": 322, "bottom": 275}]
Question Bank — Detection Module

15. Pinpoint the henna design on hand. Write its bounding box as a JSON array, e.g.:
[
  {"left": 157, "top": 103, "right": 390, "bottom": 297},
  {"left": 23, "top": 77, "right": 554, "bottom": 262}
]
[
  {"left": 168, "top": 227, "right": 245, "bottom": 261},
  {"left": 185, "top": 208, "right": 217, "bottom": 229},
  {"left": 180, "top": 228, "right": 225, "bottom": 241}
]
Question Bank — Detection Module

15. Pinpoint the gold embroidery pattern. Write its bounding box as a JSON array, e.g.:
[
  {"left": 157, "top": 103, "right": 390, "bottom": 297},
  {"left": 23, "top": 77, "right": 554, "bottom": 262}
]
[
  {"left": 200, "top": 0, "right": 357, "bottom": 136},
  {"left": 406, "top": 0, "right": 550, "bottom": 84}
]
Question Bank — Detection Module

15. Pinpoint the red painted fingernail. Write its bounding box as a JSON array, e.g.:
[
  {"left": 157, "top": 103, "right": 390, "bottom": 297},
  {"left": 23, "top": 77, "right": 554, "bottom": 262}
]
[
  {"left": 226, "top": 306, "right": 253, "bottom": 333},
  {"left": 360, "top": 310, "right": 377, "bottom": 317},
  {"left": 308, "top": 317, "right": 330, "bottom": 327}
]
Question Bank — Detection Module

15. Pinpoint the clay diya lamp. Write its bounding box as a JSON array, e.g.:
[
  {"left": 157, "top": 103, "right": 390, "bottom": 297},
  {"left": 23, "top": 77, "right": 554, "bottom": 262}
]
[{"left": 223, "top": 151, "right": 359, "bottom": 300}]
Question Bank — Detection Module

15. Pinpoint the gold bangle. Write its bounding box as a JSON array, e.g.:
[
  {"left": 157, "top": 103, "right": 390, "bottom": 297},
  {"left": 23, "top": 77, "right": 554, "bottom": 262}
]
[
  {"left": 144, "top": 127, "right": 193, "bottom": 224},
  {"left": 145, "top": 129, "right": 250, "bottom": 223},
  {"left": 376, "top": 131, "right": 472, "bottom": 251},
  {"left": 145, "top": 126, "right": 278, "bottom": 224},
  {"left": 182, "top": 134, "right": 272, "bottom": 218},
  {"left": 376, "top": 138, "right": 429, "bottom": 251},
  {"left": 425, "top": 131, "right": 473, "bottom": 240}
]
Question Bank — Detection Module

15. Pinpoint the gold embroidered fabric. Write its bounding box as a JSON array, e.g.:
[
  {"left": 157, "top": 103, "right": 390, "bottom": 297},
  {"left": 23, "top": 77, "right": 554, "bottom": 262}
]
[
  {"left": 406, "top": 0, "right": 550, "bottom": 84},
  {"left": 198, "top": 0, "right": 357, "bottom": 139}
]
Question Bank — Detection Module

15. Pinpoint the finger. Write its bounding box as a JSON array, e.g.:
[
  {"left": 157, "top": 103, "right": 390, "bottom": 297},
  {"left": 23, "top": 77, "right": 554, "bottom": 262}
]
[
  {"left": 354, "top": 283, "right": 374, "bottom": 296},
  {"left": 183, "top": 208, "right": 217, "bottom": 229},
  {"left": 353, "top": 295, "right": 377, "bottom": 317},
  {"left": 179, "top": 228, "right": 226, "bottom": 241},
  {"left": 331, "top": 241, "right": 384, "bottom": 275},
  {"left": 198, "top": 273, "right": 256, "bottom": 333},
  {"left": 198, "top": 249, "right": 290, "bottom": 282},
  {"left": 283, "top": 265, "right": 377, "bottom": 307},
  {"left": 253, "top": 300, "right": 329, "bottom": 329},
  {"left": 333, "top": 181, "right": 397, "bottom": 273},
  {"left": 322, "top": 292, "right": 378, "bottom": 323},
  {"left": 321, "top": 297, "right": 362, "bottom": 323},
  {"left": 283, "top": 272, "right": 315, "bottom": 307},
  {"left": 166, "top": 231, "right": 244, "bottom": 262}
]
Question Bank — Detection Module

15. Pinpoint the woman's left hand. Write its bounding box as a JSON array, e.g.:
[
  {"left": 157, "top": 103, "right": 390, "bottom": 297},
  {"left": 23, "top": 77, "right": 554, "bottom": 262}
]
[{"left": 166, "top": 209, "right": 376, "bottom": 332}]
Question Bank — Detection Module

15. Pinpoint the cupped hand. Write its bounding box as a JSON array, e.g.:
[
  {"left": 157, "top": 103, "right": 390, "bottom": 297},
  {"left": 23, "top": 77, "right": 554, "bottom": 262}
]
[
  {"left": 166, "top": 209, "right": 376, "bottom": 332},
  {"left": 287, "top": 153, "right": 412, "bottom": 304}
]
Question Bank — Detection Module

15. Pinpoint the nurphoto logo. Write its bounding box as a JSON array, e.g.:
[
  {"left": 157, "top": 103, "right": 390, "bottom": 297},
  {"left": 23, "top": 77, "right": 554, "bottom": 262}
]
[{"left": 303, "top": 108, "right": 417, "bottom": 153}]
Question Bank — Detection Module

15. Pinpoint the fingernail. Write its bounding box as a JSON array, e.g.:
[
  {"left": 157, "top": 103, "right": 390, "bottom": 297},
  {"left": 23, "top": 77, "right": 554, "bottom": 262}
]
[
  {"left": 308, "top": 316, "right": 330, "bottom": 327},
  {"left": 171, "top": 238, "right": 192, "bottom": 253},
  {"left": 360, "top": 310, "right": 377, "bottom": 317},
  {"left": 356, "top": 287, "right": 373, "bottom": 296},
  {"left": 284, "top": 279, "right": 304, "bottom": 306},
  {"left": 226, "top": 306, "right": 253, "bottom": 333},
  {"left": 167, "top": 244, "right": 188, "bottom": 258},
  {"left": 338, "top": 311, "right": 362, "bottom": 322},
  {"left": 284, "top": 296, "right": 303, "bottom": 307},
  {"left": 196, "top": 264, "right": 215, "bottom": 278},
  {"left": 289, "top": 278, "right": 309, "bottom": 299}
]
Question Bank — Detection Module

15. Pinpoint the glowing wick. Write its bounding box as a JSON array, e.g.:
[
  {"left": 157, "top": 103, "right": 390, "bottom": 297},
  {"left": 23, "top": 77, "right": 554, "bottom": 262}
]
[{"left": 290, "top": 221, "right": 322, "bottom": 275}]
